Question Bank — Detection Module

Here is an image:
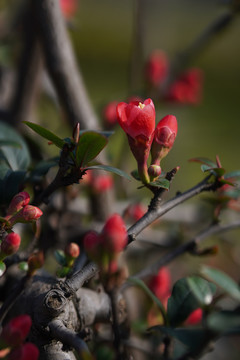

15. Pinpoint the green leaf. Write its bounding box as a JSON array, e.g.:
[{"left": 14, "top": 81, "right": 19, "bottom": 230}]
[
  {"left": 76, "top": 131, "right": 108, "bottom": 167},
  {"left": 189, "top": 157, "right": 216, "bottom": 167},
  {"left": 0, "top": 121, "right": 30, "bottom": 171},
  {"left": 18, "top": 261, "right": 29, "bottom": 272},
  {"left": 131, "top": 169, "right": 140, "bottom": 181},
  {"left": 167, "top": 277, "right": 213, "bottom": 326},
  {"left": 149, "top": 178, "right": 170, "bottom": 190},
  {"left": 200, "top": 266, "right": 240, "bottom": 302},
  {"left": 207, "top": 310, "right": 240, "bottom": 334},
  {"left": 54, "top": 250, "right": 67, "bottom": 266},
  {"left": 0, "top": 261, "right": 6, "bottom": 277},
  {"left": 151, "top": 326, "right": 209, "bottom": 354},
  {"left": 128, "top": 277, "right": 167, "bottom": 323},
  {"left": 0, "top": 140, "right": 22, "bottom": 148},
  {"left": 80, "top": 130, "right": 114, "bottom": 138},
  {"left": 187, "top": 276, "right": 216, "bottom": 306},
  {"left": 29, "top": 158, "right": 59, "bottom": 181},
  {"left": 86, "top": 165, "right": 132, "bottom": 180},
  {"left": 57, "top": 266, "right": 71, "bottom": 278},
  {"left": 224, "top": 170, "right": 240, "bottom": 179},
  {"left": 23, "top": 121, "right": 65, "bottom": 149},
  {"left": 201, "top": 165, "right": 225, "bottom": 177},
  {"left": 0, "top": 170, "right": 27, "bottom": 204}
]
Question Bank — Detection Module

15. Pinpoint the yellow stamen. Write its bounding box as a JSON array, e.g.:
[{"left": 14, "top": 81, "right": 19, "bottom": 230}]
[{"left": 138, "top": 102, "right": 145, "bottom": 109}]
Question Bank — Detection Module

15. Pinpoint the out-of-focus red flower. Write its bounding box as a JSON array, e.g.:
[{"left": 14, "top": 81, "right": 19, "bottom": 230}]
[
  {"left": 8, "top": 343, "right": 39, "bottom": 360},
  {"left": 6, "top": 192, "right": 30, "bottom": 216},
  {"left": 83, "top": 231, "right": 101, "bottom": 262},
  {"left": 185, "top": 308, "right": 203, "bottom": 325},
  {"left": 102, "top": 101, "right": 118, "bottom": 126},
  {"left": 166, "top": 68, "right": 203, "bottom": 105},
  {"left": 65, "top": 242, "right": 80, "bottom": 259},
  {"left": 117, "top": 99, "right": 155, "bottom": 184},
  {"left": 0, "top": 232, "right": 21, "bottom": 258},
  {"left": 149, "top": 267, "right": 171, "bottom": 301},
  {"left": 123, "top": 203, "right": 146, "bottom": 222},
  {"left": 60, "top": 0, "right": 78, "bottom": 19},
  {"left": 0, "top": 315, "right": 32, "bottom": 347},
  {"left": 91, "top": 174, "right": 113, "bottom": 193},
  {"left": 145, "top": 50, "right": 169, "bottom": 87},
  {"left": 101, "top": 214, "right": 128, "bottom": 255},
  {"left": 27, "top": 251, "right": 44, "bottom": 276}
]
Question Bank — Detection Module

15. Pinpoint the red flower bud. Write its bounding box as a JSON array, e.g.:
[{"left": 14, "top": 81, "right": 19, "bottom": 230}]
[
  {"left": 8, "top": 343, "right": 39, "bottom": 360},
  {"left": 0, "top": 315, "right": 32, "bottom": 347},
  {"left": 83, "top": 231, "right": 102, "bottom": 261},
  {"left": 7, "top": 192, "right": 30, "bottom": 215},
  {"left": 145, "top": 50, "right": 169, "bottom": 87},
  {"left": 21, "top": 206, "right": 43, "bottom": 222},
  {"left": 149, "top": 267, "right": 171, "bottom": 301},
  {"left": 185, "top": 308, "right": 203, "bottom": 325},
  {"left": 148, "top": 164, "right": 162, "bottom": 180},
  {"left": 0, "top": 232, "right": 21, "bottom": 258},
  {"left": 102, "top": 101, "right": 118, "bottom": 126},
  {"left": 101, "top": 214, "right": 127, "bottom": 256},
  {"left": 166, "top": 68, "right": 203, "bottom": 105},
  {"left": 60, "top": 0, "right": 77, "bottom": 19},
  {"left": 151, "top": 115, "right": 178, "bottom": 165},
  {"left": 117, "top": 99, "right": 155, "bottom": 183},
  {"left": 27, "top": 251, "right": 44, "bottom": 275},
  {"left": 65, "top": 242, "right": 80, "bottom": 259}
]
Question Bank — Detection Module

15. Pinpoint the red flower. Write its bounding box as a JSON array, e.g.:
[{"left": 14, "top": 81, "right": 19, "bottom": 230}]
[
  {"left": 117, "top": 98, "right": 155, "bottom": 183},
  {"left": 83, "top": 231, "right": 101, "bottom": 262},
  {"left": 166, "top": 68, "right": 203, "bottom": 105},
  {"left": 60, "top": 0, "right": 78, "bottom": 19},
  {"left": 101, "top": 214, "right": 127, "bottom": 255},
  {"left": 0, "top": 232, "right": 21, "bottom": 258},
  {"left": 8, "top": 343, "right": 39, "bottom": 360},
  {"left": 145, "top": 50, "right": 169, "bottom": 87},
  {"left": 102, "top": 101, "right": 118, "bottom": 126},
  {"left": 123, "top": 203, "right": 146, "bottom": 222},
  {"left": 185, "top": 308, "right": 203, "bottom": 325},
  {"left": 151, "top": 115, "right": 178, "bottom": 165},
  {"left": 149, "top": 267, "right": 171, "bottom": 301},
  {"left": 6, "top": 192, "right": 30, "bottom": 216},
  {"left": 0, "top": 315, "right": 32, "bottom": 347}
]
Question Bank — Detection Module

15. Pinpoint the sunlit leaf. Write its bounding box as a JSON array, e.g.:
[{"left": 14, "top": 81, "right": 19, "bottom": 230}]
[
  {"left": 149, "top": 178, "right": 170, "bottom": 190},
  {"left": 201, "top": 165, "right": 225, "bottom": 177},
  {"left": 76, "top": 131, "right": 108, "bottom": 167},
  {"left": 80, "top": 130, "right": 114, "bottom": 138},
  {"left": 23, "top": 121, "right": 65, "bottom": 149},
  {"left": 201, "top": 266, "right": 240, "bottom": 302},
  {"left": 86, "top": 165, "right": 131, "bottom": 180},
  {"left": 54, "top": 250, "right": 67, "bottom": 266},
  {"left": 189, "top": 157, "right": 216, "bottom": 167},
  {"left": 0, "top": 261, "right": 6, "bottom": 277},
  {"left": 187, "top": 276, "right": 216, "bottom": 306}
]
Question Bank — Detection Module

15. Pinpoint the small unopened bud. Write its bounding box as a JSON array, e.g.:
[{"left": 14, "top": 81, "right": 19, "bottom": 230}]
[
  {"left": 0, "top": 315, "right": 32, "bottom": 347},
  {"left": 7, "top": 192, "right": 30, "bottom": 215},
  {"left": 72, "top": 122, "right": 80, "bottom": 143},
  {"left": 101, "top": 214, "right": 127, "bottom": 256},
  {"left": 9, "top": 205, "right": 43, "bottom": 225},
  {"left": 8, "top": 343, "right": 39, "bottom": 360},
  {"left": 0, "top": 232, "right": 21, "bottom": 259},
  {"left": 65, "top": 242, "right": 80, "bottom": 259},
  {"left": 148, "top": 164, "right": 162, "bottom": 180},
  {"left": 27, "top": 251, "right": 44, "bottom": 276}
]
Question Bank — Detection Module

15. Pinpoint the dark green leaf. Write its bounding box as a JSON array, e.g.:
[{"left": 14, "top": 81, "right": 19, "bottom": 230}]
[
  {"left": 151, "top": 326, "right": 209, "bottom": 354},
  {"left": 76, "top": 131, "right": 108, "bottom": 167},
  {"left": 201, "top": 165, "right": 225, "bottom": 177},
  {"left": 167, "top": 277, "right": 209, "bottom": 326},
  {"left": 187, "top": 277, "right": 216, "bottom": 306},
  {"left": 0, "top": 121, "right": 30, "bottom": 171},
  {"left": 189, "top": 157, "right": 216, "bottom": 167},
  {"left": 131, "top": 169, "right": 140, "bottom": 181},
  {"left": 201, "top": 266, "right": 240, "bottom": 302},
  {"left": 0, "top": 170, "right": 27, "bottom": 204},
  {"left": 149, "top": 178, "right": 170, "bottom": 190},
  {"left": 29, "top": 158, "right": 59, "bottom": 181},
  {"left": 128, "top": 277, "right": 167, "bottom": 323},
  {"left": 54, "top": 250, "right": 67, "bottom": 266},
  {"left": 224, "top": 170, "right": 240, "bottom": 179},
  {"left": 207, "top": 310, "right": 240, "bottom": 334},
  {"left": 23, "top": 121, "right": 65, "bottom": 149},
  {"left": 80, "top": 130, "right": 114, "bottom": 138},
  {"left": 0, "top": 261, "right": 6, "bottom": 277},
  {"left": 86, "top": 165, "right": 131, "bottom": 180}
]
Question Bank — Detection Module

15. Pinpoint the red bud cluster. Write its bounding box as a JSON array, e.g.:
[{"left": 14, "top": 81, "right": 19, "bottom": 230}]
[
  {"left": 116, "top": 98, "right": 178, "bottom": 183},
  {"left": 84, "top": 214, "right": 127, "bottom": 274}
]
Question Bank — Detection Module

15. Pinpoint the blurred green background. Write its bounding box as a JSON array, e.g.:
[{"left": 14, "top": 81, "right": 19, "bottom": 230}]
[{"left": 70, "top": 0, "right": 240, "bottom": 193}]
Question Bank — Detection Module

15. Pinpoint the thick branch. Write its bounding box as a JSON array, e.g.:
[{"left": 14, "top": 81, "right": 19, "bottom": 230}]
[
  {"left": 65, "top": 262, "right": 99, "bottom": 292},
  {"left": 33, "top": 0, "right": 98, "bottom": 129},
  {"left": 48, "top": 319, "right": 91, "bottom": 357}
]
